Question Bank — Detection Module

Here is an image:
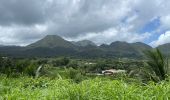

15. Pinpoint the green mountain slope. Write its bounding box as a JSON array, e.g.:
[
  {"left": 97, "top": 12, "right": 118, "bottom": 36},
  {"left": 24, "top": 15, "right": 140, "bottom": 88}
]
[
  {"left": 1, "top": 35, "right": 169, "bottom": 58},
  {"left": 27, "top": 35, "right": 75, "bottom": 48},
  {"left": 131, "top": 42, "right": 152, "bottom": 55},
  {"left": 100, "top": 41, "right": 152, "bottom": 58},
  {"left": 72, "top": 40, "right": 96, "bottom": 47},
  {"left": 157, "top": 43, "right": 170, "bottom": 57}
]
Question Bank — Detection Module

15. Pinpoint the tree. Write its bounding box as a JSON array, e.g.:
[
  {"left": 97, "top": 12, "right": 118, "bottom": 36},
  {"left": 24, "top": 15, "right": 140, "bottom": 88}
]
[
  {"left": 144, "top": 48, "right": 169, "bottom": 82},
  {"left": 52, "top": 57, "right": 70, "bottom": 67}
]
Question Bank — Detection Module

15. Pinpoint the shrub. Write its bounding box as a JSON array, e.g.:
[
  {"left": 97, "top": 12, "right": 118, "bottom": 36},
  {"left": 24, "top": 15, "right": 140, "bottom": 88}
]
[
  {"left": 0, "top": 58, "right": 15, "bottom": 76},
  {"left": 14, "top": 60, "right": 30, "bottom": 73},
  {"left": 67, "top": 61, "right": 78, "bottom": 69},
  {"left": 52, "top": 57, "right": 70, "bottom": 67},
  {"left": 65, "top": 68, "right": 86, "bottom": 83},
  {"left": 24, "top": 62, "right": 38, "bottom": 76}
]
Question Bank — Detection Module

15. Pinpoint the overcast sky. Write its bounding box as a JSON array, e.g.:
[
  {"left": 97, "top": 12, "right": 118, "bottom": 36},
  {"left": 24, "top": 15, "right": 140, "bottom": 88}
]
[{"left": 0, "top": 0, "right": 170, "bottom": 47}]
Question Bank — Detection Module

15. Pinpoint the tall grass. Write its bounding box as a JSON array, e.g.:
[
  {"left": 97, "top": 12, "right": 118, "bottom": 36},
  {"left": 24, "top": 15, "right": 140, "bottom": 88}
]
[{"left": 0, "top": 76, "right": 170, "bottom": 100}]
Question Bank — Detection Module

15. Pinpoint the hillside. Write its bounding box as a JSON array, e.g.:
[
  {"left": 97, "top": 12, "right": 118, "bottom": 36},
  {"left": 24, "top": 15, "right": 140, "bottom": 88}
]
[
  {"left": 72, "top": 40, "right": 96, "bottom": 47},
  {"left": 131, "top": 42, "right": 152, "bottom": 55},
  {"left": 99, "top": 41, "right": 152, "bottom": 58},
  {"left": 157, "top": 43, "right": 170, "bottom": 56},
  {"left": 28, "top": 35, "right": 75, "bottom": 48},
  {"left": 0, "top": 35, "right": 169, "bottom": 58}
]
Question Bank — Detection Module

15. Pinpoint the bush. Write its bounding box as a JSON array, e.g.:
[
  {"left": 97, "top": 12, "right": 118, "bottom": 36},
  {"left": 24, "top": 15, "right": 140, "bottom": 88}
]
[
  {"left": 65, "top": 68, "right": 86, "bottom": 83},
  {"left": 14, "top": 60, "right": 31, "bottom": 73},
  {"left": 0, "top": 58, "right": 15, "bottom": 76},
  {"left": 67, "top": 61, "right": 78, "bottom": 69},
  {"left": 52, "top": 57, "right": 70, "bottom": 67},
  {"left": 24, "top": 62, "right": 38, "bottom": 76}
]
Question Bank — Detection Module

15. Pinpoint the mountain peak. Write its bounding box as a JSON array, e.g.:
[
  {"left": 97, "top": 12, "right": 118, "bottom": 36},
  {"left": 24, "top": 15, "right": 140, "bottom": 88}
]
[
  {"left": 131, "top": 42, "right": 152, "bottom": 49},
  {"left": 72, "top": 40, "right": 96, "bottom": 47},
  {"left": 27, "top": 35, "right": 74, "bottom": 48},
  {"left": 45, "top": 34, "right": 61, "bottom": 37},
  {"left": 110, "top": 41, "right": 129, "bottom": 46},
  {"left": 43, "top": 35, "right": 64, "bottom": 40}
]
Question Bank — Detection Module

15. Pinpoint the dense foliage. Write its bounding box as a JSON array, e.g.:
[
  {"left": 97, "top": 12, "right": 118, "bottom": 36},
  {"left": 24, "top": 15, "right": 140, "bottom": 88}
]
[
  {"left": 0, "top": 58, "right": 38, "bottom": 77},
  {"left": 0, "top": 49, "right": 169, "bottom": 99},
  {"left": 0, "top": 76, "right": 170, "bottom": 100}
]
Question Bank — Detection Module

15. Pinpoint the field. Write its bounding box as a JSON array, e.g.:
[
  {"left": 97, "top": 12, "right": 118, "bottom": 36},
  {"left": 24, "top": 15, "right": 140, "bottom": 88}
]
[
  {"left": 0, "top": 49, "right": 170, "bottom": 99},
  {"left": 0, "top": 76, "right": 170, "bottom": 100}
]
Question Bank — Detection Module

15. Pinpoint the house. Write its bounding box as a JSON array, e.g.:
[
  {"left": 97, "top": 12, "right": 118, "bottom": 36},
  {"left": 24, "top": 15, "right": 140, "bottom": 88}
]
[{"left": 102, "top": 69, "right": 126, "bottom": 75}]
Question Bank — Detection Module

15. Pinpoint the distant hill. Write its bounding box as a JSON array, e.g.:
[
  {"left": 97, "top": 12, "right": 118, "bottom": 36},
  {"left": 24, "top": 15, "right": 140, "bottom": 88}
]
[
  {"left": 72, "top": 40, "right": 96, "bottom": 47},
  {"left": 157, "top": 43, "right": 170, "bottom": 57},
  {"left": 100, "top": 41, "right": 152, "bottom": 58},
  {"left": 109, "top": 41, "right": 136, "bottom": 52},
  {"left": 0, "top": 46, "right": 23, "bottom": 57},
  {"left": 131, "top": 42, "right": 152, "bottom": 50},
  {"left": 131, "top": 42, "right": 152, "bottom": 55},
  {"left": 0, "top": 35, "right": 169, "bottom": 58},
  {"left": 27, "top": 35, "right": 75, "bottom": 48}
]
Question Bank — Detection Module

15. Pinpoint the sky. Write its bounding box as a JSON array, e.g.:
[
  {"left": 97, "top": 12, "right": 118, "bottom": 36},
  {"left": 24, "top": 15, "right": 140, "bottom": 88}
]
[{"left": 0, "top": 0, "right": 170, "bottom": 47}]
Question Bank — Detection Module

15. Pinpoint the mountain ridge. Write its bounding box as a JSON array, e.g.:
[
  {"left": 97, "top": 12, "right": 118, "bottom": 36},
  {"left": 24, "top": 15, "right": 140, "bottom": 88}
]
[
  {"left": 71, "top": 40, "right": 96, "bottom": 47},
  {"left": 0, "top": 35, "right": 170, "bottom": 58},
  {"left": 157, "top": 43, "right": 170, "bottom": 56}
]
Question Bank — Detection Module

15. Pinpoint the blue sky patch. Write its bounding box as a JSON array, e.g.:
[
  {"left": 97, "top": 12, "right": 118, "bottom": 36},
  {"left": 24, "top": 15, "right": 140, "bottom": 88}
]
[{"left": 140, "top": 17, "right": 160, "bottom": 33}]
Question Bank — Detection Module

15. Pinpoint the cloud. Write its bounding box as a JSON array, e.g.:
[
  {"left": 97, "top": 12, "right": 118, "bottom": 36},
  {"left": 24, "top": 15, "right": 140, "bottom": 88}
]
[
  {"left": 0, "top": 25, "right": 47, "bottom": 46},
  {"left": 0, "top": 0, "right": 170, "bottom": 46},
  {"left": 160, "top": 15, "right": 170, "bottom": 30},
  {"left": 47, "top": 0, "right": 135, "bottom": 37},
  {"left": 65, "top": 26, "right": 151, "bottom": 45},
  {"left": 150, "top": 31, "right": 170, "bottom": 47},
  {"left": 0, "top": 0, "right": 46, "bottom": 26}
]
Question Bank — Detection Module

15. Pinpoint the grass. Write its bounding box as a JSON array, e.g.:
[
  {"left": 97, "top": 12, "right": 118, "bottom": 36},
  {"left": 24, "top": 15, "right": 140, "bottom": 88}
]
[{"left": 0, "top": 75, "right": 170, "bottom": 100}]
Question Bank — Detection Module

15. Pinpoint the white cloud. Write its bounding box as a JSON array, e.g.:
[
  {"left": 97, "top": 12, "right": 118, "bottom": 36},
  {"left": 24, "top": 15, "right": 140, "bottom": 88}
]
[
  {"left": 0, "top": 0, "right": 170, "bottom": 45},
  {"left": 150, "top": 31, "right": 170, "bottom": 47},
  {"left": 0, "top": 25, "right": 46, "bottom": 46},
  {"left": 160, "top": 15, "right": 170, "bottom": 30},
  {"left": 66, "top": 27, "right": 151, "bottom": 45}
]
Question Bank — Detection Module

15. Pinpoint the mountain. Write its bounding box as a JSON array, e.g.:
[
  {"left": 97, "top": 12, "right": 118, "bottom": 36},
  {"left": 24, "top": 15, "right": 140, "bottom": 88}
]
[
  {"left": 110, "top": 41, "right": 137, "bottom": 57},
  {"left": 131, "top": 42, "right": 152, "bottom": 50},
  {"left": 157, "top": 43, "right": 170, "bottom": 56},
  {"left": 0, "top": 35, "right": 169, "bottom": 58},
  {"left": 0, "top": 46, "right": 24, "bottom": 57},
  {"left": 131, "top": 42, "right": 152, "bottom": 55},
  {"left": 109, "top": 41, "right": 135, "bottom": 51},
  {"left": 72, "top": 40, "right": 96, "bottom": 47},
  {"left": 27, "top": 35, "right": 75, "bottom": 48},
  {"left": 99, "top": 41, "right": 152, "bottom": 58}
]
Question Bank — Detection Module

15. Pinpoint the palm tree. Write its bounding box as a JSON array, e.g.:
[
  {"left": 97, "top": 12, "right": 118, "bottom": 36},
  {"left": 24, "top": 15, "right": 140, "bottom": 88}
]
[{"left": 144, "top": 48, "right": 169, "bottom": 82}]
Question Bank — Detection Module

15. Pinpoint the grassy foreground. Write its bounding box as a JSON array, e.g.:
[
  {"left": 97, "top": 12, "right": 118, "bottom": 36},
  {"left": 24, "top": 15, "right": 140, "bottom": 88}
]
[{"left": 0, "top": 76, "right": 170, "bottom": 100}]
